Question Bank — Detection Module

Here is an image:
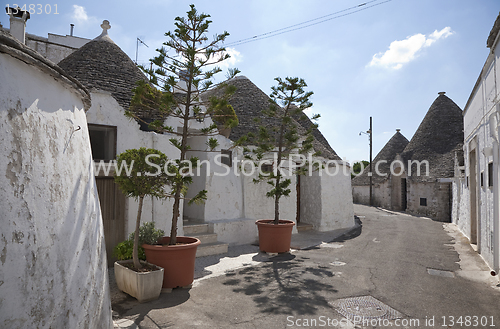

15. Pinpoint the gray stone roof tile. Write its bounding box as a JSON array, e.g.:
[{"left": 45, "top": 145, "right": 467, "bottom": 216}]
[
  {"left": 352, "top": 131, "right": 409, "bottom": 186},
  {"left": 204, "top": 76, "right": 341, "bottom": 160},
  {"left": 400, "top": 93, "right": 464, "bottom": 182},
  {"left": 58, "top": 33, "right": 148, "bottom": 111}
]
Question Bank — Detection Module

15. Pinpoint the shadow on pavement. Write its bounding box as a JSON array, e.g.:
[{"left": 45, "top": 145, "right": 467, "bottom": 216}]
[{"left": 222, "top": 252, "right": 338, "bottom": 315}]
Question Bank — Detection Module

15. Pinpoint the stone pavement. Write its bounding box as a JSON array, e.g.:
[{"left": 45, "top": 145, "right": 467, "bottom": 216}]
[{"left": 112, "top": 205, "right": 500, "bottom": 328}]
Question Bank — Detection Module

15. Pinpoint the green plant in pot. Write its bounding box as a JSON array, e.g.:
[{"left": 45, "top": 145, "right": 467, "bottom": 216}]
[
  {"left": 241, "top": 77, "right": 319, "bottom": 253},
  {"left": 126, "top": 5, "right": 239, "bottom": 289},
  {"left": 113, "top": 222, "right": 165, "bottom": 262},
  {"left": 113, "top": 148, "right": 172, "bottom": 302}
]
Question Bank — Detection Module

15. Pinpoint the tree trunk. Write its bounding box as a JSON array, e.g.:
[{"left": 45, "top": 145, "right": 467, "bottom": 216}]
[
  {"left": 133, "top": 196, "right": 144, "bottom": 270},
  {"left": 169, "top": 186, "right": 182, "bottom": 245}
]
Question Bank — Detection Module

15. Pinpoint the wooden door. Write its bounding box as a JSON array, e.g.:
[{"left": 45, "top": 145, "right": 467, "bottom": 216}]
[{"left": 96, "top": 177, "right": 126, "bottom": 266}]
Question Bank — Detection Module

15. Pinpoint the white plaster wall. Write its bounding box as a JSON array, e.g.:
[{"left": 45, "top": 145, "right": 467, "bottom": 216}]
[
  {"left": 0, "top": 53, "right": 111, "bottom": 327},
  {"left": 183, "top": 135, "right": 209, "bottom": 220},
  {"left": 352, "top": 181, "right": 391, "bottom": 209},
  {"left": 202, "top": 137, "right": 244, "bottom": 221},
  {"left": 461, "top": 43, "right": 500, "bottom": 268},
  {"left": 319, "top": 164, "right": 355, "bottom": 231},
  {"left": 211, "top": 218, "right": 259, "bottom": 245},
  {"left": 86, "top": 91, "right": 181, "bottom": 237},
  {"left": 23, "top": 33, "right": 89, "bottom": 64},
  {"left": 300, "top": 172, "right": 322, "bottom": 227},
  {"left": 243, "top": 159, "right": 297, "bottom": 223},
  {"left": 352, "top": 185, "right": 370, "bottom": 205}
]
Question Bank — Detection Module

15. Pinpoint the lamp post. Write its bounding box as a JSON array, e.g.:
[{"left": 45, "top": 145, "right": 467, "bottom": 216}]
[{"left": 359, "top": 117, "right": 373, "bottom": 206}]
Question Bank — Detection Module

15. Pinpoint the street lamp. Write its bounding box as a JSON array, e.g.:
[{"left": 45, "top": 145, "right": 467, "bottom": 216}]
[{"left": 359, "top": 117, "right": 373, "bottom": 206}]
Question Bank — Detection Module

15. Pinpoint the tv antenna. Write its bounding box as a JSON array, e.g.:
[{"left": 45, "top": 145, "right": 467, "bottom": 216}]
[{"left": 135, "top": 37, "right": 149, "bottom": 64}]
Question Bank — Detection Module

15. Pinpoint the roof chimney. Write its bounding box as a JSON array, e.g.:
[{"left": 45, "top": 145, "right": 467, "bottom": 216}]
[
  {"left": 6, "top": 6, "right": 30, "bottom": 44},
  {"left": 438, "top": 91, "right": 446, "bottom": 95},
  {"left": 396, "top": 129, "right": 401, "bottom": 132},
  {"left": 70, "top": 24, "right": 74, "bottom": 36}
]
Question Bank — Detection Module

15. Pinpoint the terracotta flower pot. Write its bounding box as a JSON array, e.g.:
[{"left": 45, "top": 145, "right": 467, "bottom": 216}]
[
  {"left": 143, "top": 236, "right": 201, "bottom": 289},
  {"left": 255, "top": 219, "right": 295, "bottom": 253}
]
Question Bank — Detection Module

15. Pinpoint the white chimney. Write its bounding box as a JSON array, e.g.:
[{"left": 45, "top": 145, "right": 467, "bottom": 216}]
[{"left": 6, "top": 7, "right": 30, "bottom": 44}]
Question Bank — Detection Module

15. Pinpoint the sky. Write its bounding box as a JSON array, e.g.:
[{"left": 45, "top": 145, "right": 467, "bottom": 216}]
[{"left": 2, "top": 0, "right": 498, "bottom": 164}]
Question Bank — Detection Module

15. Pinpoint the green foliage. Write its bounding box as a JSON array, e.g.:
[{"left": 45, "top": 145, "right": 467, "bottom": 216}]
[
  {"left": 125, "top": 5, "right": 240, "bottom": 245},
  {"left": 114, "top": 148, "right": 173, "bottom": 199},
  {"left": 113, "top": 239, "right": 145, "bottom": 261},
  {"left": 114, "top": 148, "right": 172, "bottom": 269},
  {"left": 113, "top": 222, "right": 165, "bottom": 261},
  {"left": 244, "top": 77, "right": 318, "bottom": 223},
  {"left": 133, "top": 221, "right": 165, "bottom": 245},
  {"left": 351, "top": 160, "right": 370, "bottom": 178}
]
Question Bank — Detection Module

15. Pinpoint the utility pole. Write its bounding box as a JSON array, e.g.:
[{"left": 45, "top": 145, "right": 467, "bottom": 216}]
[
  {"left": 369, "top": 116, "right": 373, "bottom": 206},
  {"left": 359, "top": 117, "right": 373, "bottom": 206}
]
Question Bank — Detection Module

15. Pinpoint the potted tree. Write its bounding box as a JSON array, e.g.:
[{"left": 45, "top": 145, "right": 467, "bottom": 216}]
[
  {"left": 113, "top": 147, "right": 171, "bottom": 302},
  {"left": 245, "top": 77, "right": 319, "bottom": 253},
  {"left": 126, "top": 5, "right": 239, "bottom": 289}
]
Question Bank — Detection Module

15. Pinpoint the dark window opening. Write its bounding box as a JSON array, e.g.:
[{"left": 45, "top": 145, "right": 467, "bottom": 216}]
[
  {"left": 481, "top": 171, "right": 484, "bottom": 188},
  {"left": 420, "top": 198, "right": 427, "bottom": 206},
  {"left": 139, "top": 117, "right": 154, "bottom": 132},
  {"left": 489, "top": 162, "right": 494, "bottom": 187},
  {"left": 261, "top": 163, "right": 273, "bottom": 173},
  {"left": 88, "top": 124, "right": 117, "bottom": 162},
  {"left": 220, "top": 149, "right": 232, "bottom": 167}
]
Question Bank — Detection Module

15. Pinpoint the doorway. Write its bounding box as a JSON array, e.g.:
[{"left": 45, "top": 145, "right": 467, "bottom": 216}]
[
  {"left": 401, "top": 178, "right": 407, "bottom": 211},
  {"left": 96, "top": 177, "right": 126, "bottom": 265},
  {"left": 469, "top": 149, "right": 478, "bottom": 245}
]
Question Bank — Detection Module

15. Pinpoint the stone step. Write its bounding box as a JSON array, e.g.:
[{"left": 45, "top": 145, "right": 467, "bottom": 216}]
[
  {"left": 297, "top": 222, "right": 314, "bottom": 232},
  {"left": 196, "top": 242, "right": 228, "bottom": 257},
  {"left": 188, "top": 232, "right": 218, "bottom": 244},
  {"left": 183, "top": 223, "right": 210, "bottom": 235}
]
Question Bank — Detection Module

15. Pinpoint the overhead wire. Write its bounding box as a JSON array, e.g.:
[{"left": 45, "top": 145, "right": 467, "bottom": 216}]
[{"left": 225, "top": 0, "right": 392, "bottom": 47}]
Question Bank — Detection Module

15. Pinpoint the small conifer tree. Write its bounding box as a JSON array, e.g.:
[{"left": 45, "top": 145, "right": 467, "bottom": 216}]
[
  {"left": 243, "top": 77, "right": 319, "bottom": 224},
  {"left": 127, "top": 5, "right": 239, "bottom": 244},
  {"left": 114, "top": 148, "right": 172, "bottom": 269}
]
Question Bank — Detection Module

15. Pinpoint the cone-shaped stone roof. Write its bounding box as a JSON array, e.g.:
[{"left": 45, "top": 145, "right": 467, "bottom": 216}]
[
  {"left": 487, "top": 12, "right": 500, "bottom": 48},
  {"left": 58, "top": 21, "right": 147, "bottom": 111},
  {"left": 205, "top": 76, "right": 341, "bottom": 160},
  {"left": 352, "top": 130, "right": 409, "bottom": 186},
  {"left": 400, "top": 92, "right": 463, "bottom": 182}
]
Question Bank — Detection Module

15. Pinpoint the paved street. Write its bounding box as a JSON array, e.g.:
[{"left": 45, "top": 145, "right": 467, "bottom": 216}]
[{"left": 112, "top": 205, "right": 500, "bottom": 328}]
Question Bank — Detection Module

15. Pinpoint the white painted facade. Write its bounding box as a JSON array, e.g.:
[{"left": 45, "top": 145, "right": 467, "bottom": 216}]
[
  {"left": 300, "top": 162, "right": 355, "bottom": 231},
  {"left": 4, "top": 15, "right": 88, "bottom": 63},
  {"left": 459, "top": 23, "right": 500, "bottom": 272},
  {"left": 25, "top": 32, "right": 89, "bottom": 63},
  {"left": 86, "top": 90, "right": 182, "bottom": 238},
  {"left": 0, "top": 33, "right": 111, "bottom": 328},
  {"left": 186, "top": 141, "right": 355, "bottom": 244}
]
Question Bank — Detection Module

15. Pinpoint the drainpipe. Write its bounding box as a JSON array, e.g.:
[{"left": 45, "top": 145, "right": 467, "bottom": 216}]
[{"left": 489, "top": 110, "right": 500, "bottom": 274}]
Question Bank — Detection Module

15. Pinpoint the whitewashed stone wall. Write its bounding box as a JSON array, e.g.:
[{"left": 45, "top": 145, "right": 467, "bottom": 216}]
[
  {"left": 86, "top": 90, "right": 181, "bottom": 237},
  {"left": 0, "top": 49, "right": 111, "bottom": 327},
  {"left": 352, "top": 180, "right": 392, "bottom": 209},
  {"left": 461, "top": 36, "right": 500, "bottom": 269},
  {"left": 302, "top": 163, "right": 355, "bottom": 231}
]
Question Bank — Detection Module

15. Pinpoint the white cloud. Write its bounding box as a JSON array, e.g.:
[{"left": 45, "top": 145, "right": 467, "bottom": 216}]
[
  {"left": 220, "top": 47, "right": 243, "bottom": 69},
  {"left": 72, "top": 5, "right": 88, "bottom": 23},
  {"left": 368, "top": 27, "right": 454, "bottom": 70},
  {"left": 194, "top": 47, "right": 243, "bottom": 70},
  {"left": 71, "top": 5, "right": 98, "bottom": 27}
]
